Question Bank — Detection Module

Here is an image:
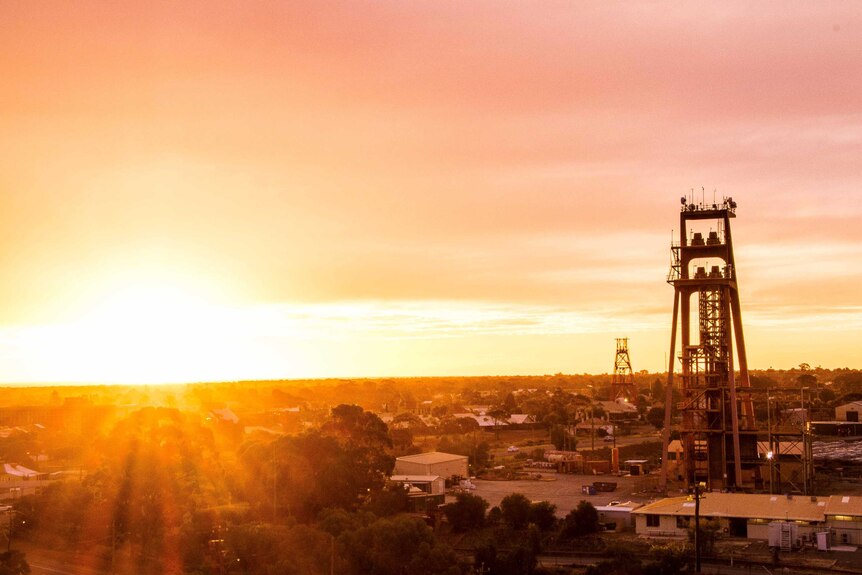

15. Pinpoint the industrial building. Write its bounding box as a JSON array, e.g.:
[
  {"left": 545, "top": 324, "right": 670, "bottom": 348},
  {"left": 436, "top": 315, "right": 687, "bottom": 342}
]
[
  {"left": 393, "top": 451, "right": 468, "bottom": 481},
  {"left": 388, "top": 475, "right": 446, "bottom": 514},
  {"left": 835, "top": 401, "right": 862, "bottom": 422},
  {"left": 634, "top": 492, "right": 862, "bottom": 547}
]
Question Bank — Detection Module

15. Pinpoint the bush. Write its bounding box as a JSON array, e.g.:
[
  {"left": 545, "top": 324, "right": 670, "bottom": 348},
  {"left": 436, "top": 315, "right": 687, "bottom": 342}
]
[
  {"left": 529, "top": 501, "right": 557, "bottom": 532},
  {"left": 560, "top": 500, "right": 598, "bottom": 539},
  {"left": 443, "top": 492, "right": 488, "bottom": 532},
  {"left": 500, "top": 493, "right": 532, "bottom": 530}
]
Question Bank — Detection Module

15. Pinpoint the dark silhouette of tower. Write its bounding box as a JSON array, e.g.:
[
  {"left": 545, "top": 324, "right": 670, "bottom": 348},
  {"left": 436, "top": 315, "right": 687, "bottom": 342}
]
[
  {"left": 611, "top": 337, "right": 636, "bottom": 403},
  {"left": 660, "top": 195, "right": 757, "bottom": 491}
]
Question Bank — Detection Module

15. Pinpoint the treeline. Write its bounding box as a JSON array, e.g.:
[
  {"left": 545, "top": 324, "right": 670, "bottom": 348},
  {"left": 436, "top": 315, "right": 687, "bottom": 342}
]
[{"left": 14, "top": 404, "right": 461, "bottom": 574}]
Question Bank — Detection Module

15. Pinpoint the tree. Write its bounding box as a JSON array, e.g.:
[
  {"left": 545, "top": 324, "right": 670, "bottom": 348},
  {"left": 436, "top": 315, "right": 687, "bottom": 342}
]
[
  {"left": 487, "top": 406, "right": 511, "bottom": 439},
  {"left": 437, "top": 436, "right": 490, "bottom": 469},
  {"left": 364, "top": 484, "right": 410, "bottom": 517},
  {"left": 749, "top": 374, "right": 778, "bottom": 389},
  {"left": 442, "top": 492, "right": 488, "bottom": 532},
  {"left": 650, "top": 378, "right": 664, "bottom": 400},
  {"left": 560, "top": 500, "right": 599, "bottom": 539},
  {"left": 550, "top": 424, "right": 576, "bottom": 451},
  {"left": 797, "top": 373, "right": 817, "bottom": 387},
  {"left": 529, "top": 501, "right": 557, "bottom": 532},
  {"left": 0, "top": 550, "right": 29, "bottom": 575},
  {"left": 500, "top": 493, "right": 531, "bottom": 530},
  {"left": 646, "top": 406, "right": 665, "bottom": 430},
  {"left": 339, "top": 515, "right": 463, "bottom": 575},
  {"left": 474, "top": 539, "right": 538, "bottom": 575},
  {"left": 688, "top": 518, "right": 720, "bottom": 558}
]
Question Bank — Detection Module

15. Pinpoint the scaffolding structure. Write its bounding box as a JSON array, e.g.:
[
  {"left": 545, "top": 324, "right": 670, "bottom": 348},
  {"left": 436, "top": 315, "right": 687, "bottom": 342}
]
[
  {"left": 763, "top": 389, "right": 815, "bottom": 495},
  {"left": 611, "top": 337, "right": 636, "bottom": 403},
  {"left": 660, "top": 195, "right": 758, "bottom": 491}
]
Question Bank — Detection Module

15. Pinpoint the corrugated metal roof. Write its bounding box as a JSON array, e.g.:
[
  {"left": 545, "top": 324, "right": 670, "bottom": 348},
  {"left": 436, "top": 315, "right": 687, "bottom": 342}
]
[
  {"left": 390, "top": 475, "right": 441, "bottom": 482},
  {"left": 396, "top": 451, "right": 468, "bottom": 465},
  {"left": 825, "top": 495, "right": 862, "bottom": 516},
  {"left": 633, "top": 493, "right": 828, "bottom": 522}
]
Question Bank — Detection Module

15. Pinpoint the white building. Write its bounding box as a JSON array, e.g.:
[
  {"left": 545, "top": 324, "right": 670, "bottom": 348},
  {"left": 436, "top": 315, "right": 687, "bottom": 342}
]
[
  {"left": 633, "top": 492, "right": 862, "bottom": 547},
  {"left": 835, "top": 401, "right": 862, "bottom": 422},
  {"left": 393, "top": 452, "right": 469, "bottom": 479}
]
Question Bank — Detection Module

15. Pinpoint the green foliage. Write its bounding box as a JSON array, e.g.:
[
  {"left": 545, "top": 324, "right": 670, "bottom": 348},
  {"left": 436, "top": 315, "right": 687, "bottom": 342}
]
[
  {"left": 437, "top": 435, "right": 490, "bottom": 469},
  {"left": 339, "top": 515, "right": 463, "bottom": 575},
  {"left": 797, "top": 373, "right": 817, "bottom": 387},
  {"left": 749, "top": 374, "right": 778, "bottom": 389},
  {"left": 529, "top": 501, "right": 557, "bottom": 532},
  {"left": 650, "top": 378, "right": 664, "bottom": 400},
  {"left": 560, "top": 500, "right": 598, "bottom": 539},
  {"left": 835, "top": 372, "right": 862, "bottom": 389},
  {"left": 500, "top": 493, "right": 532, "bottom": 530},
  {"left": 226, "top": 522, "right": 332, "bottom": 575},
  {"left": 549, "top": 425, "right": 576, "bottom": 451},
  {"left": 646, "top": 406, "right": 665, "bottom": 430},
  {"left": 584, "top": 555, "right": 639, "bottom": 575},
  {"left": 643, "top": 544, "right": 687, "bottom": 575},
  {"left": 318, "top": 508, "right": 375, "bottom": 538},
  {"left": 443, "top": 492, "right": 488, "bottom": 532},
  {"left": 687, "top": 518, "right": 720, "bottom": 557},
  {"left": 363, "top": 484, "right": 410, "bottom": 517},
  {"left": 241, "top": 405, "right": 395, "bottom": 520},
  {"left": 474, "top": 538, "right": 538, "bottom": 575},
  {"left": 0, "top": 550, "right": 29, "bottom": 575}
]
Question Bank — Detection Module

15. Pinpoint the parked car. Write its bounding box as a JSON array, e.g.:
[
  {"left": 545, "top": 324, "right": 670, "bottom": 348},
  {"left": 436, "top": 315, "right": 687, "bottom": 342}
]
[{"left": 506, "top": 445, "right": 519, "bottom": 452}]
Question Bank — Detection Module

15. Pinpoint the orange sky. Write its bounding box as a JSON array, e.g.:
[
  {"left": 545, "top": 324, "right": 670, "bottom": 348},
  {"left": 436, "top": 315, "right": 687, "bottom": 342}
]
[{"left": 1, "top": 2, "right": 861, "bottom": 383}]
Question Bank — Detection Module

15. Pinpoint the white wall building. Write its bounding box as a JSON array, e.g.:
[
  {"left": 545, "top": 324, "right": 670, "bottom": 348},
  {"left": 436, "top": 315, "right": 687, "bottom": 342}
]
[{"left": 393, "top": 452, "right": 469, "bottom": 479}]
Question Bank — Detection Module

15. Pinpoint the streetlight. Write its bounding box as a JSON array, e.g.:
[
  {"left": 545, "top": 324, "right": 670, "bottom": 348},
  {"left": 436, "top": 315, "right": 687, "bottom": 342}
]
[{"left": 766, "top": 451, "right": 775, "bottom": 495}]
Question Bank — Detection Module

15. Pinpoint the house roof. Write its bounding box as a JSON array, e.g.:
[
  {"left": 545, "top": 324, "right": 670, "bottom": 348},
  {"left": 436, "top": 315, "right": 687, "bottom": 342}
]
[
  {"left": 3, "top": 463, "right": 39, "bottom": 478},
  {"left": 597, "top": 400, "right": 639, "bottom": 414},
  {"left": 633, "top": 493, "right": 829, "bottom": 523},
  {"left": 508, "top": 414, "right": 535, "bottom": 425},
  {"left": 837, "top": 401, "right": 862, "bottom": 411},
  {"left": 596, "top": 501, "right": 643, "bottom": 512},
  {"left": 396, "top": 451, "right": 468, "bottom": 465}
]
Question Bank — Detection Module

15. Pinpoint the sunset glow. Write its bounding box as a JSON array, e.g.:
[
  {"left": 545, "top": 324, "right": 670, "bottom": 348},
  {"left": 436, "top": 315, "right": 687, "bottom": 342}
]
[{"left": 2, "top": 2, "right": 862, "bottom": 383}]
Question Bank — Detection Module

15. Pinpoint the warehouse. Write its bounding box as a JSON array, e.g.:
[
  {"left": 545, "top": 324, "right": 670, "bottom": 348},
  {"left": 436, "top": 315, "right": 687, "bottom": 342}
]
[{"left": 393, "top": 451, "right": 469, "bottom": 481}]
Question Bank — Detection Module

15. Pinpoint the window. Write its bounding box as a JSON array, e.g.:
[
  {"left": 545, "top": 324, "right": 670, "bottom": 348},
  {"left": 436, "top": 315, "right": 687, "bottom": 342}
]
[{"left": 646, "top": 515, "right": 660, "bottom": 527}]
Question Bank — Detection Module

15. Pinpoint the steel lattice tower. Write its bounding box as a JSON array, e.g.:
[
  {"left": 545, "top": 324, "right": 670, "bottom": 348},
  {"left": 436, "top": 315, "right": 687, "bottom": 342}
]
[
  {"left": 659, "top": 195, "right": 757, "bottom": 491},
  {"left": 611, "top": 337, "right": 636, "bottom": 403}
]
